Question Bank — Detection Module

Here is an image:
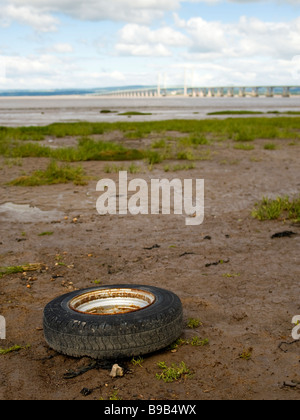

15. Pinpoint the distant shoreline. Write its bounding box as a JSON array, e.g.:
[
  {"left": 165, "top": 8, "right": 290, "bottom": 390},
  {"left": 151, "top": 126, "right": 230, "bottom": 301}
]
[
  {"left": 0, "top": 95, "right": 299, "bottom": 127},
  {"left": 0, "top": 94, "right": 300, "bottom": 101}
]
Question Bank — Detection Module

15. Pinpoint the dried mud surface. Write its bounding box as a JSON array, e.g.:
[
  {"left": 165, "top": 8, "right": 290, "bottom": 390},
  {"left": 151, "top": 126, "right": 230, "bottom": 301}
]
[{"left": 0, "top": 132, "right": 299, "bottom": 400}]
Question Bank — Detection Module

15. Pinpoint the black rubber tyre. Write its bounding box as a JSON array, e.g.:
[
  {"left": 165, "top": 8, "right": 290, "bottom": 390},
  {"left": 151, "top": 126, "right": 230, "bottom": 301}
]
[{"left": 43, "top": 284, "right": 183, "bottom": 359}]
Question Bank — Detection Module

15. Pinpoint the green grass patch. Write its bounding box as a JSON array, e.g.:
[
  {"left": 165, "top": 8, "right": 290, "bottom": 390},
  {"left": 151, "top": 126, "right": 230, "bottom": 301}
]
[
  {"left": 63, "top": 137, "right": 144, "bottom": 162},
  {"left": 0, "top": 266, "right": 25, "bottom": 278},
  {"left": 0, "top": 345, "right": 30, "bottom": 355},
  {"left": 38, "top": 231, "right": 54, "bottom": 237},
  {"left": 1, "top": 118, "right": 300, "bottom": 165},
  {"left": 10, "top": 161, "right": 88, "bottom": 186},
  {"left": 234, "top": 128, "right": 256, "bottom": 142},
  {"left": 252, "top": 195, "right": 300, "bottom": 222},
  {"left": 267, "top": 111, "right": 300, "bottom": 115},
  {"left": 234, "top": 143, "right": 255, "bottom": 151},
  {"left": 147, "top": 150, "right": 163, "bottom": 165},
  {"left": 131, "top": 357, "right": 144, "bottom": 368},
  {"left": 118, "top": 111, "right": 152, "bottom": 116},
  {"left": 176, "top": 150, "right": 196, "bottom": 161},
  {"left": 152, "top": 139, "right": 167, "bottom": 149},
  {"left": 0, "top": 263, "right": 45, "bottom": 279},
  {"left": 124, "top": 130, "right": 145, "bottom": 139},
  {"left": 1, "top": 117, "right": 300, "bottom": 142},
  {"left": 210, "top": 110, "right": 300, "bottom": 117},
  {"left": 164, "top": 163, "right": 195, "bottom": 172},
  {"left": 156, "top": 361, "right": 192, "bottom": 383},
  {"left": 118, "top": 111, "right": 152, "bottom": 117},
  {"left": 208, "top": 110, "right": 264, "bottom": 116},
  {"left": 190, "top": 337, "right": 209, "bottom": 347},
  {"left": 2, "top": 137, "right": 145, "bottom": 162},
  {"left": 187, "top": 318, "right": 202, "bottom": 329},
  {"left": 104, "top": 163, "right": 142, "bottom": 174},
  {"left": 239, "top": 348, "right": 253, "bottom": 361},
  {"left": 264, "top": 142, "right": 277, "bottom": 150},
  {"left": 179, "top": 133, "right": 209, "bottom": 147}
]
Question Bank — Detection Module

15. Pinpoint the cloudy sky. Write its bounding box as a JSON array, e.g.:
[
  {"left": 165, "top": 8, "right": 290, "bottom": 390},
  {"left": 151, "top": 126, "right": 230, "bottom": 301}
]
[{"left": 0, "top": 0, "right": 300, "bottom": 89}]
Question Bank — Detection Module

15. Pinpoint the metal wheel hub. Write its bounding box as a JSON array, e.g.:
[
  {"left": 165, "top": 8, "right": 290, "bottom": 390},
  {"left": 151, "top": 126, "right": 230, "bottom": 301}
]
[{"left": 69, "top": 288, "right": 156, "bottom": 315}]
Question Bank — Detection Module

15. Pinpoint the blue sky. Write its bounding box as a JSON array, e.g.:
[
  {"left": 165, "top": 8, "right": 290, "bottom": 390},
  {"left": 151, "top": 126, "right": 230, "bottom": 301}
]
[{"left": 0, "top": 0, "right": 300, "bottom": 89}]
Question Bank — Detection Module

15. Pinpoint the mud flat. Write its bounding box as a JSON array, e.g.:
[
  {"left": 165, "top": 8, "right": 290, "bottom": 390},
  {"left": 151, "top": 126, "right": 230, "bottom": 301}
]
[
  {"left": 0, "top": 95, "right": 299, "bottom": 126},
  {"left": 0, "top": 117, "right": 299, "bottom": 400}
]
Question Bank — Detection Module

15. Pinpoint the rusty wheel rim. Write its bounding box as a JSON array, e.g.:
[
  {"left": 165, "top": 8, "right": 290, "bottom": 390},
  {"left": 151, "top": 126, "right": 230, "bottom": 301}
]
[{"left": 69, "top": 288, "right": 156, "bottom": 315}]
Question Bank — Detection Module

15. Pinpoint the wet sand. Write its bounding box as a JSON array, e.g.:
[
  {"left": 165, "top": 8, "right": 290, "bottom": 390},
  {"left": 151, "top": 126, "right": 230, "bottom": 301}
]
[{"left": 0, "top": 95, "right": 299, "bottom": 126}]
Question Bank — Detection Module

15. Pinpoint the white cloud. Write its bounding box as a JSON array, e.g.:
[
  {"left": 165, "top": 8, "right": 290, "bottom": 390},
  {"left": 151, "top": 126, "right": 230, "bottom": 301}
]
[
  {"left": 115, "top": 43, "right": 172, "bottom": 57},
  {"left": 88, "top": 70, "right": 126, "bottom": 82},
  {"left": 1, "top": 0, "right": 300, "bottom": 33},
  {"left": 118, "top": 24, "right": 189, "bottom": 47},
  {"left": 175, "top": 14, "right": 300, "bottom": 59},
  {"left": 1, "top": 0, "right": 300, "bottom": 88},
  {"left": 1, "top": 0, "right": 182, "bottom": 25},
  {"left": 47, "top": 43, "right": 74, "bottom": 53},
  {"left": 0, "top": 53, "right": 127, "bottom": 88},
  {"left": 0, "top": 4, "right": 58, "bottom": 32},
  {"left": 115, "top": 23, "right": 189, "bottom": 56},
  {"left": 184, "top": 17, "right": 228, "bottom": 53},
  {"left": 5, "top": 54, "right": 66, "bottom": 76}
]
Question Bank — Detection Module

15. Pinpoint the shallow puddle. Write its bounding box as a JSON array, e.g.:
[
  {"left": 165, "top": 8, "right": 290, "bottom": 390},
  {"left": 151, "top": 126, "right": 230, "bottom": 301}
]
[{"left": 0, "top": 202, "right": 64, "bottom": 222}]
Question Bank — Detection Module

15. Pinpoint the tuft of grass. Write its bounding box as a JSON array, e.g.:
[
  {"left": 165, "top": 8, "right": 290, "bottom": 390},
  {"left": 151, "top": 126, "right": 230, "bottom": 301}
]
[
  {"left": 239, "top": 348, "right": 253, "bottom": 361},
  {"left": 180, "top": 133, "right": 209, "bottom": 147},
  {"left": 109, "top": 390, "right": 122, "bottom": 401},
  {"left": 38, "top": 231, "right": 54, "bottom": 237},
  {"left": 234, "top": 128, "right": 255, "bottom": 142},
  {"left": 164, "top": 163, "right": 195, "bottom": 172},
  {"left": 124, "top": 130, "right": 145, "bottom": 139},
  {"left": 104, "top": 164, "right": 125, "bottom": 173},
  {"left": 131, "top": 357, "right": 144, "bottom": 367},
  {"left": 1, "top": 118, "right": 300, "bottom": 167},
  {"left": 223, "top": 273, "right": 240, "bottom": 278},
  {"left": 190, "top": 337, "right": 209, "bottom": 347},
  {"left": 187, "top": 318, "right": 202, "bottom": 329},
  {"left": 156, "top": 361, "right": 192, "bottom": 383},
  {"left": 0, "top": 266, "right": 24, "bottom": 278},
  {"left": 1, "top": 137, "right": 144, "bottom": 163},
  {"left": 128, "top": 163, "right": 142, "bottom": 174},
  {"left": 118, "top": 111, "right": 152, "bottom": 116},
  {"left": 61, "top": 137, "right": 144, "bottom": 162},
  {"left": 104, "top": 163, "right": 142, "bottom": 174},
  {"left": 0, "top": 344, "right": 30, "bottom": 355},
  {"left": 267, "top": 111, "right": 300, "bottom": 115},
  {"left": 147, "top": 150, "right": 163, "bottom": 165},
  {"left": 177, "top": 150, "right": 196, "bottom": 161},
  {"left": 264, "top": 142, "right": 277, "bottom": 150},
  {"left": 208, "top": 110, "right": 264, "bottom": 116},
  {"left": 0, "top": 263, "right": 45, "bottom": 279},
  {"left": 234, "top": 143, "right": 255, "bottom": 151},
  {"left": 9, "top": 160, "right": 88, "bottom": 186},
  {"left": 252, "top": 195, "right": 300, "bottom": 222},
  {"left": 152, "top": 139, "right": 167, "bottom": 149},
  {"left": 168, "top": 338, "right": 187, "bottom": 351}
]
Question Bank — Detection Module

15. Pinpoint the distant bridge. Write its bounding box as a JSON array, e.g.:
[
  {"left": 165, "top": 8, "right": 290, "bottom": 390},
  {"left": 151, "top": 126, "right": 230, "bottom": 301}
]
[{"left": 99, "top": 86, "right": 299, "bottom": 98}]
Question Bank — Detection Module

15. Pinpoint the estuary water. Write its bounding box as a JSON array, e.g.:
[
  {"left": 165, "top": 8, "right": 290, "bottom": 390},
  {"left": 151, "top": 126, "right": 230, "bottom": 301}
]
[{"left": 0, "top": 95, "right": 299, "bottom": 126}]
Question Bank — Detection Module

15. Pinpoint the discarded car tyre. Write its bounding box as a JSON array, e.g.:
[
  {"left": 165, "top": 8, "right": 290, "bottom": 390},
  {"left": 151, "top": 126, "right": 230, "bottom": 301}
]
[{"left": 43, "top": 284, "right": 183, "bottom": 359}]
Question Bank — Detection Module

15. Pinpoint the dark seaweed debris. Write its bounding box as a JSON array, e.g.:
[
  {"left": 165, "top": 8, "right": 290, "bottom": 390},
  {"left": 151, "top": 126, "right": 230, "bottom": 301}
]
[{"left": 271, "top": 231, "right": 296, "bottom": 239}]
